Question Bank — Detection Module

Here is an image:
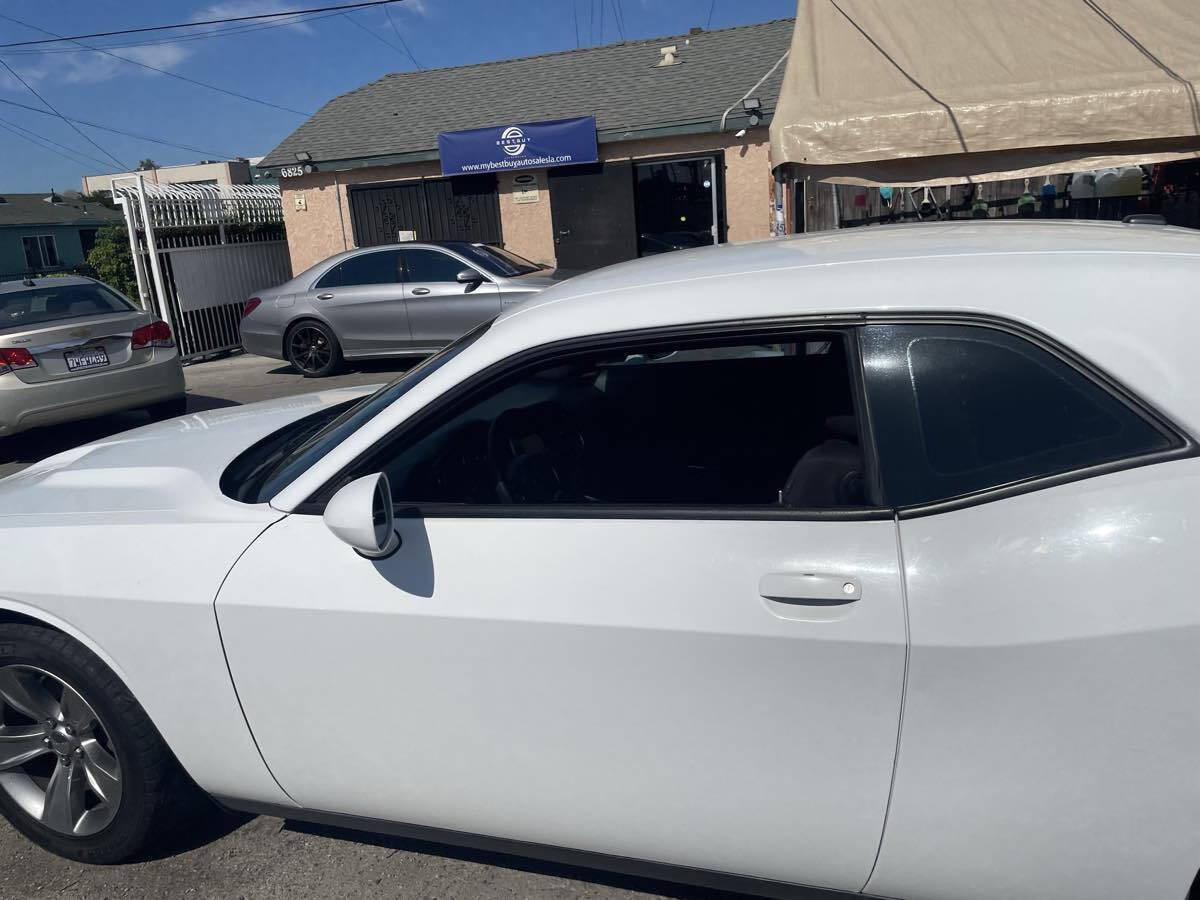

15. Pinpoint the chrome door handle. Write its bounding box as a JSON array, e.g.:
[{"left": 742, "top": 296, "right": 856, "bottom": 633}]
[
  {"left": 316, "top": 293, "right": 334, "bottom": 300},
  {"left": 759, "top": 573, "right": 861, "bottom": 604},
  {"left": 411, "top": 287, "right": 431, "bottom": 296}
]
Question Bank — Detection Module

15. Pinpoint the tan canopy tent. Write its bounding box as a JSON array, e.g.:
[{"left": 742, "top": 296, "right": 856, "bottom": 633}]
[{"left": 769, "top": 0, "right": 1200, "bottom": 186}]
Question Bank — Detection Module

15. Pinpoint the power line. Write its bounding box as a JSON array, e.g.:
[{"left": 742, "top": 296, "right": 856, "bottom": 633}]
[
  {"left": 609, "top": 0, "right": 625, "bottom": 40},
  {"left": 0, "top": 58, "right": 128, "bottom": 169},
  {"left": 3, "top": 9, "right": 347, "bottom": 55},
  {"left": 383, "top": 4, "right": 422, "bottom": 69},
  {"left": 0, "top": 1, "right": 404, "bottom": 49},
  {"left": 0, "top": 96, "right": 238, "bottom": 158},
  {"left": 0, "top": 13, "right": 313, "bottom": 117},
  {"left": 0, "top": 115, "right": 114, "bottom": 169},
  {"left": 341, "top": 12, "right": 411, "bottom": 65}
]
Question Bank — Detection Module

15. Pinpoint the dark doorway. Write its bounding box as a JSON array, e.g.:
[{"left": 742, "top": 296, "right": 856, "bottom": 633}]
[
  {"left": 633, "top": 156, "right": 724, "bottom": 256},
  {"left": 349, "top": 175, "right": 502, "bottom": 248},
  {"left": 548, "top": 162, "right": 637, "bottom": 271},
  {"left": 78, "top": 228, "right": 99, "bottom": 259}
]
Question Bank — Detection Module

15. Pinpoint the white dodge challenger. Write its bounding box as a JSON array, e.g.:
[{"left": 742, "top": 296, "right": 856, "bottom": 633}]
[{"left": 2, "top": 222, "right": 1199, "bottom": 900}]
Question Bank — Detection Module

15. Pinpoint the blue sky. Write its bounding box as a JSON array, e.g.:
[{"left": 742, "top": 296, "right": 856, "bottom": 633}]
[{"left": 0, "top": 0, "right": 795, "bottom": 193}]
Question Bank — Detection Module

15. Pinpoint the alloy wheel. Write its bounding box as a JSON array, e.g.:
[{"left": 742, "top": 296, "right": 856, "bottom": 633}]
[
  {"left": 0, "top": 665, "right": 123, "bottom": 837},
  {"left": 289, "top": 326, "right": 333, "bottom": 374}
]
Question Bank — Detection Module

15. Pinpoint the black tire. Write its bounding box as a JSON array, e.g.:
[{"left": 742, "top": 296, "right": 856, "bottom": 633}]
[
  {"left": 285, "top": 320, "right": 342, "bottom": 377},
  {"left": 146, "top": 396, "right": 188, "bottom": 420},
  {"left": 0, "top": 623, "right": 193, "bottom": 864}
]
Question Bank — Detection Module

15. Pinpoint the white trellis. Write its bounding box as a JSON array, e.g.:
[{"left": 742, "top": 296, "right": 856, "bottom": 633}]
[{"left": 112, "top": 177, "right": 291, "bottom": 361}]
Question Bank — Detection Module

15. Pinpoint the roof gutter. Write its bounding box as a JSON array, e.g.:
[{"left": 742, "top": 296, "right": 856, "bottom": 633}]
[{"left": 263, "top": 115, "right": 776, "bottom": 181}]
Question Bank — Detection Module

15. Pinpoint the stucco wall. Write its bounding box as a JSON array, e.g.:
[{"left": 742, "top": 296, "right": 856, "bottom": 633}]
[{"left": 279, "top": 127, "right": 774, "bottom": 274}]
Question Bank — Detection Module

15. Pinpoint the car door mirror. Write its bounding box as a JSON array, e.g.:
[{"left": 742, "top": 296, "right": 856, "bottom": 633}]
[
  {"left": 323, "top": 473, "right": 401, "bottom": 559},
  {"left": 456, "top": 269, "right": 484, "bottom": 284}
]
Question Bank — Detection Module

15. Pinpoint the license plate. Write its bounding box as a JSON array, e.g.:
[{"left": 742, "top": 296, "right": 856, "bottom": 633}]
[{"left": 64, "top": 346, "right": 110, "bottom": 372}]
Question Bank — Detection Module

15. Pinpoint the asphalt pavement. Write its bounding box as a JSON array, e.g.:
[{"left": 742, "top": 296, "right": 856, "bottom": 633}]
[{"left": 0, "top": 351, "right": 744, "bottom": 900}]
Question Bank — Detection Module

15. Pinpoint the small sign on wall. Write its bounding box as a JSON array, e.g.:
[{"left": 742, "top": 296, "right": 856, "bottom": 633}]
[
  {"left": 512, "top": 173, "right": 540, "bottom": 204},
  {"left": 397, "top": 230, "right": 416, "bottom": 241},
  {"left": 293, "top": 194, "right": 307, "bottom": 211}
]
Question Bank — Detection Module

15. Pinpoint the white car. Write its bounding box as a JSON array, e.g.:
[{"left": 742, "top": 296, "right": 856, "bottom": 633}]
[{"left": 1, "top": 221, "right": 1199, "bottom": 900}]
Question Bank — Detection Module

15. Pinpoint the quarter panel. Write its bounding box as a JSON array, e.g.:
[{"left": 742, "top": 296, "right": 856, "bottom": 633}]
[{"left": 867, "top": 460, "right": 1200, "bottom": 900}]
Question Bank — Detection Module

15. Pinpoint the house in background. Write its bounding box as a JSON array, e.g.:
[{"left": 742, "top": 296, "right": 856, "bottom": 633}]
[
  {"left": 80, "top": 158, "right": 260, "bottom": 196},
  {"left": 0, "top": 192, "right": 124, "bottom": 280}
]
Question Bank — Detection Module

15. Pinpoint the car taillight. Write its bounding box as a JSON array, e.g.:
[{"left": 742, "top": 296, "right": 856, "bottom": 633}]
[
  {"left": 242, "top": 297, "right": 262, "bottom": 319},
  {"left": 131, "top": 320, "right": 174, "bottom": 350},
  {"left": 0, "top": 347, "right": 38, "bottom": 375}
]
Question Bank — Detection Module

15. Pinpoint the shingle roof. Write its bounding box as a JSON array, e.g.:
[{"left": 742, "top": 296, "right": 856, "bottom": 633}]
[
  {"left": 260, "top": 18, "right": 793, "bottom": 168},
  {"left": 0, "top": 193, "right": 123, "bottom": 228}
]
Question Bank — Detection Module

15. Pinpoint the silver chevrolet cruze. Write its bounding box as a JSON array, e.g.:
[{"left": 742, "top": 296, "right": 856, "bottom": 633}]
[
  {"left": 240, "top": 241, "right": 567, "bottom": 376},
  {"left": 0, "top": 276, "right": 185, "bottom": 438}
]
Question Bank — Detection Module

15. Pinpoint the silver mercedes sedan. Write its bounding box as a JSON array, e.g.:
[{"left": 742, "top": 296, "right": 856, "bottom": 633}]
[
  {"left": 240, "top": 241, "right": 567, "bottom": 376},
  {"left": 0, "top": 276, "right": 185, "bottom": 438}
]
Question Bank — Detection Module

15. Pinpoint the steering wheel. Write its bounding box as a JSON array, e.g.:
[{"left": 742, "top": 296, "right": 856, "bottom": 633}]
[{"left": 487, "top": 403, "right": 586, "bottom": 503}]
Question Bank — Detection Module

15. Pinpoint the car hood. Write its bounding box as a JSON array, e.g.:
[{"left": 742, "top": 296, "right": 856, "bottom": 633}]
[
  {"left": 0, "top": 386, "right": 377, "bottom": 516},
  {"left": 507, "top": 271, "right": 571, "bottom": 289}
]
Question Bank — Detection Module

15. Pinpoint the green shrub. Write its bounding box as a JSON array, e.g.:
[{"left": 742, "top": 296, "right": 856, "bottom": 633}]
[{"left": 86, "top": 224, "right": 139, "bottom": 301}]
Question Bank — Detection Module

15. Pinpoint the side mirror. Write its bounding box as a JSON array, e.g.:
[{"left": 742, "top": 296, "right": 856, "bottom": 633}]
[
  {"left": 323, "top": 473, "right": 401, "bottom": 559},
  {"left": 456, "top": 268, "right": 484, "bottom": 284}
]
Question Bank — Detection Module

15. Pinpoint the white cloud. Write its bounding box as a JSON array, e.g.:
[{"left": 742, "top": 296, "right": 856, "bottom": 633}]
[
  {"left": 0, "top": 41, "right": 193, "bottom": 89},
  {"left": 193, "top": 1, "right": 317, "bottom": 35}
]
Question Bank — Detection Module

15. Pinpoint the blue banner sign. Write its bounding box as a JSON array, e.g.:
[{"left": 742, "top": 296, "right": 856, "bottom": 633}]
[{"left": 438, "top": 116, "right": 598, "bottom": 176}]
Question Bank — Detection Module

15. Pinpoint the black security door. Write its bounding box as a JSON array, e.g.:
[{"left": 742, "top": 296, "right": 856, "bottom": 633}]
[
  {"left": 350, "top": 175, "right": 501, "bottom": 247},
  {"left": 548, "top": 162, "right": 637, "bottom": 271}
]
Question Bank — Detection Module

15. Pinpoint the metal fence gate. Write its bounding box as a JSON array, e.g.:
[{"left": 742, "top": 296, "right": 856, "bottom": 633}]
[
  {"left": 348, "top": 175, "right": 502, "bottom": 247},
  {"left": 112, "top": 178, "right": 292, "bottom": 362}
]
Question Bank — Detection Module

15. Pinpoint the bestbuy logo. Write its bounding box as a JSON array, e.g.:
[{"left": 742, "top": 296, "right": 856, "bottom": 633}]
[{"left": 496, "top": 126, "right": 528, "bottom": 157}]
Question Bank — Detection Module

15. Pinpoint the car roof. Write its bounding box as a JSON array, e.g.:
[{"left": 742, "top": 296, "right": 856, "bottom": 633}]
[
  {"left": 500, "top": 220, "right": 1200, "bottom": 329},
  {"left": 0, "top": 275, "right": 98, "bottom": 294}
]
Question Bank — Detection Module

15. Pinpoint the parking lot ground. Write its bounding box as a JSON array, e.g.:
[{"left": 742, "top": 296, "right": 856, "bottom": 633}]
[
  {"left": 0, "top": 351, "right": 415, "bottom": 480},
  {"left": 0, "top": 351, "right": 749, "bottom": 900},
  {"left": 0, "top": 803, "right": 743, "bottom": 900}
]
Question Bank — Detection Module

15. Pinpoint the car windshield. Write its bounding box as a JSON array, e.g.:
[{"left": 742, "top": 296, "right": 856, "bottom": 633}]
[
  {"left": 0, "top": 282, "right": 136, "bottom": 333},
  {"left": 452, "top": 243, "right": 543, "bottom": 277},
  {"left": 250, "top": 319, "right": 493, "bottom": 503}
]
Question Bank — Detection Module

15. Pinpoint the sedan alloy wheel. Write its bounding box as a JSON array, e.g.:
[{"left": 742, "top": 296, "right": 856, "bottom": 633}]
[{"left": 0, "top": 664, "right": 122, "bottom": 837}]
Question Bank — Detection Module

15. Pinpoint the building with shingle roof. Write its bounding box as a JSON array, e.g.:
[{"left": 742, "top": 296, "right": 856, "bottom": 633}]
[{"left": 259, "top": 19, "right": 794, "bottom": 274}]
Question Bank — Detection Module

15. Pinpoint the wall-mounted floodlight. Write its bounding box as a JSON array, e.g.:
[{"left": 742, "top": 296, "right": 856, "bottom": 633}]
[{"left": 294, "top": 151, "right": 313, "bottom": 162}]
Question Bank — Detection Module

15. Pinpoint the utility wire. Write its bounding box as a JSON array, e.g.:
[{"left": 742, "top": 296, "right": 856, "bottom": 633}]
[
  {"left": 3, "top": 9, "right": 345, "bottom": 55},
  {"left": 0, "top": 115, "right": 115, "bottom": 169},
  {"left": 341, "top": 12, "right": 413, "bottom": 67},
  {"left": 0, "top": 96, "right": 237, "bottom": 158},
  {"left": 0, "top": 13, "right": 313, "bottom": 117},
  {"left": 383, "top": 4, "right": 421, "bottom": 69},
  {"left": 609, "top": 0, "right": 625, "bottom": 40},
  {"left": 0, "top": 57, "right": 128, "bottom": 169},
  {"left": 0, "top": 1, "right": 404, "bottom": 49}
]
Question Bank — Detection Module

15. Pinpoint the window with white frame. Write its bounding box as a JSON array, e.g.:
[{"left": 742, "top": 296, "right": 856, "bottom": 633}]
[{"left": 21, "top": 235, "right": 60, "bottom": 270}]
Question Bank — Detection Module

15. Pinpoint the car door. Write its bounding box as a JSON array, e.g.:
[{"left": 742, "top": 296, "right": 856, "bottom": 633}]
[
  {"left": 856, "top": 323, "right": 1200, "bottom": 900},
  {"left": 216, "top": 326, "right": 908, "bottom": 893},
  {"left": 306, "top": 248, "right": 410, "bottom": 355},
  {"left": 400, "top": 247, "right": 501, "bottom": 348}
]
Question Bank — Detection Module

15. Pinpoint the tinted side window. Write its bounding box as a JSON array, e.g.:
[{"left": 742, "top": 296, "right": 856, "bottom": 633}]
[
  {"left": 363, "top": 332, "right": 873, "bottom": 509},
  {"left": 316, "top": 250, "right": 400, "bottom": 288},
  {"left": 402, "top": 249, "right": 474, "bottom": 283},
  {"left": 861, "top": 324, "right": 1175, "bottom": 507}
]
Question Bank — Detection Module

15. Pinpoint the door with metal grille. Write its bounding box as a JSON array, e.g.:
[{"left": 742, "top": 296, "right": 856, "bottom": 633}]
[{"left": 349, "top": 176, "right": 502, "bottom": 247}]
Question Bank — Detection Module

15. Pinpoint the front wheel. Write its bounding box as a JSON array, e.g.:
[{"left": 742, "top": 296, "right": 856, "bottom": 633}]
[
  {"left": 285, "top": 321, "right": 342, "bottom": 377},
  {"left": 0, "top": 624, "right": 192, "bottom": 863}
]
